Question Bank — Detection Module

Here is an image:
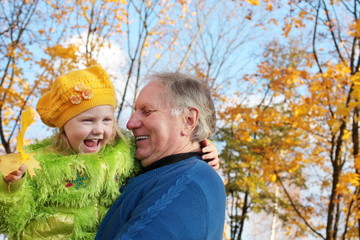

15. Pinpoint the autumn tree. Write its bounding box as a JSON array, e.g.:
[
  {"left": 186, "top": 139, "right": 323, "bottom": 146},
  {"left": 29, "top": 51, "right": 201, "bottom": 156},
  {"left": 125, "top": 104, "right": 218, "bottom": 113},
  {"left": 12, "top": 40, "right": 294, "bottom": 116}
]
[
  {"left": 0, "top": 0, "right": 42, "bottom": 154},
  {"left": 219, "top": 0, "right": 360, "bottom": 239}
]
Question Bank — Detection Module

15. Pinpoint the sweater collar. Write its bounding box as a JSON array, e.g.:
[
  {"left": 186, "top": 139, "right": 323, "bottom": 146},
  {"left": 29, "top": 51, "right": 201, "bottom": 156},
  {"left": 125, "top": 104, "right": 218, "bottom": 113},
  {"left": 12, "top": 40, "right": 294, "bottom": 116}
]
[{"left": 142, "top": 152, "right": 203, "bottom": 173}]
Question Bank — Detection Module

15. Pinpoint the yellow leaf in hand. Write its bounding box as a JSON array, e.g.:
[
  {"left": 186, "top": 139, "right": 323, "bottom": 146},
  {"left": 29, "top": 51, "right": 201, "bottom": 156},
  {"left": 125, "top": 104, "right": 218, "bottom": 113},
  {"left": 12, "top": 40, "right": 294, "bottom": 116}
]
[
  {"left": 0, "top": 107, "right": 41, "bottom": 178},
  {"left": 23, "top": 152, "right": 40, "bottom": 177},
  {"left": 16, "top": 106, "right": 35, "bottom": 157},
  {"left": 16, "top": 107, "right": 41, "bottom": 177},
  {"left": 0, "top": 153, "right": 22, "bottom": 177}
]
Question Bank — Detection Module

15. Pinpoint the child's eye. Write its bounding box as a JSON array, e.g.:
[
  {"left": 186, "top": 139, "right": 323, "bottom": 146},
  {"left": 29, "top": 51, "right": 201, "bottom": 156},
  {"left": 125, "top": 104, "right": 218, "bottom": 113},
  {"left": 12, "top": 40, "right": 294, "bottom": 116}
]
[{"left": 82, "top": 119, "right": 93, "bottom": 122}]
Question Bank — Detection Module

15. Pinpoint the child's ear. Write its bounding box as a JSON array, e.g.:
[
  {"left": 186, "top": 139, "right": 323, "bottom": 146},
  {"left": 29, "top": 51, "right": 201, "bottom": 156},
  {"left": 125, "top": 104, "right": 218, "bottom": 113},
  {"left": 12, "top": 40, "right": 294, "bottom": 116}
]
[{"left": 181, "top": 107, "right": 199, "bottom": 136}]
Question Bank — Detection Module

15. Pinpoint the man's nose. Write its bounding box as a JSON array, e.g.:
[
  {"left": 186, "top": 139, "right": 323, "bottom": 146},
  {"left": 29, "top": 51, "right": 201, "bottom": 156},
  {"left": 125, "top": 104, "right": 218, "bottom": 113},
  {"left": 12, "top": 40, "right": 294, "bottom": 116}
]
[{"left": 126, "top": 112, "right": 141, "bottom": 130}]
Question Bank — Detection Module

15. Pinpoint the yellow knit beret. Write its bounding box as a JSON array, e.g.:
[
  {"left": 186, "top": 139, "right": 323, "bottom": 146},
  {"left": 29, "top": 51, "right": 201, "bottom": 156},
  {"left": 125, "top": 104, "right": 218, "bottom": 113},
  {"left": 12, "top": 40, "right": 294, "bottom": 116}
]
[{"left": 36, "top": 65, "right": 117, "bottom": 128}]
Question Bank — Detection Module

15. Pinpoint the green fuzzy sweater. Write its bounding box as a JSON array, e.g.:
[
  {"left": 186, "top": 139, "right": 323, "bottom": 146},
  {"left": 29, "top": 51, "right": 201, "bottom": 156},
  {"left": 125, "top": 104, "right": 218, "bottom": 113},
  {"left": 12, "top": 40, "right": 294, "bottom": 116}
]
[{"left": 0, "top": 137, "right": 141, "bottom": 240}]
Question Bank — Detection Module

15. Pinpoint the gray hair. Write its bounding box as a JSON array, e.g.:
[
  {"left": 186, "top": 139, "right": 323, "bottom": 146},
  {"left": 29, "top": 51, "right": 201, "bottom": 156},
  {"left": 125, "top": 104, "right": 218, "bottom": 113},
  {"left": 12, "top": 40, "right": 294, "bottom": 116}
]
[{"left": 147, "top": 72, "right": 216, "bottom": 142}]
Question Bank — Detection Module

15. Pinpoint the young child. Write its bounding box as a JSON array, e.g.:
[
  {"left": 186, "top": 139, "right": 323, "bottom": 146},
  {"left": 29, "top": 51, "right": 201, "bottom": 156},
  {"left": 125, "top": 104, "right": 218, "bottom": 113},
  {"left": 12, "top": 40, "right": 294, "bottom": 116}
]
[{"left": 0, "top": 65, "right": 219, "bottom": 240}]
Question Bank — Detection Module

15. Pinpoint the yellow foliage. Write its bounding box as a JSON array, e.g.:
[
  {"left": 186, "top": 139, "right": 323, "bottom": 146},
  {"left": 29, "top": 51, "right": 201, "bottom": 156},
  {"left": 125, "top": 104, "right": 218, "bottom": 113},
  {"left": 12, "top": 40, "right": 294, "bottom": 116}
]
[
  {"left": 299, "top": 10, "right": 307, "bottom": 19},
  {"left": 322, "top": 180, "right": 330, "bottom": 188},
  {"left": 6, "top": 44, "right": 16, "bottom": 58},
  {"left": 336, "top": 105, "right": 350, "bottom": 117},
  {"left": 349, "top": 19, "right": 360, "bottom": 38},
  {"left": 269, "top": 173, "right": 276, "bottom": 182},
  {"left": 350, "top": 72, "right": 360, "bottom": 84},
  {"left": 283, "top": 23, "right": 292, "bottom": 37},
  {"left": 268, "top": 18, "right": 278, "bottom": 25},
  {"left": 245, "top": 0, "right": 260, "bottom": 5},
  {"left": 108, "top": 0, "right": 127, "bottom": 3},
  {"left": 355, "top": 154, "right": 360, "bottom": 171},
  {"left": 340, "top": 172, "right": 360, "bottom": 187},
  {"left": 342, "top": 130, "right": 351, "bottom": 141},
  {"left": 328, "top": 118, "right": 341, "bottom": 133},
  {"left": 45, "top": 44, "right": 78, "bottom": 59},
  {"left": 234, "top": 113, "right": 241, "bottom": 122},
  {"left": 288, "top": 161, "right": 300, "bottom": 173},
  {"left": 265, "top": 3, "right": 273, "bottom": 11},
  {"left": 294, "top": 105, "right": 309, "bottom": 117},
  {"left": 348, "top": 101, "right": 360, "bottom": 109}
]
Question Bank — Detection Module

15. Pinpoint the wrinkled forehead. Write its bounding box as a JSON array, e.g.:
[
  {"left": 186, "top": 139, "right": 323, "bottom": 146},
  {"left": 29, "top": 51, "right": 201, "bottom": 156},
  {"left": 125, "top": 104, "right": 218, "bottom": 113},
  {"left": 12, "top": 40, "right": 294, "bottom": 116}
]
[{"left": 136, "top": 81, "right": 169, "bottom": 108}]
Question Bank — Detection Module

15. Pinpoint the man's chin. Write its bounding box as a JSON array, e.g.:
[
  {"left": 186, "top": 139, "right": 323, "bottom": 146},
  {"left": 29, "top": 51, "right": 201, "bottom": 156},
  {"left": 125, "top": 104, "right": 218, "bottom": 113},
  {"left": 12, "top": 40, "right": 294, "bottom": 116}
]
[{"left": 138, "top": 157, "right": 152, "bottom": 168}]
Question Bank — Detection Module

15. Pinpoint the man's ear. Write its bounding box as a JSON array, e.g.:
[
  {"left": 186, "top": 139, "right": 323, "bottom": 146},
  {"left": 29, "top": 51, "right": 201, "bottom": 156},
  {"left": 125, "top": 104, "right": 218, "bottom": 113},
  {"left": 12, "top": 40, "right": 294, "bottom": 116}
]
[{"left": 181, "top": 107, "right": 199, "bottom": 136}]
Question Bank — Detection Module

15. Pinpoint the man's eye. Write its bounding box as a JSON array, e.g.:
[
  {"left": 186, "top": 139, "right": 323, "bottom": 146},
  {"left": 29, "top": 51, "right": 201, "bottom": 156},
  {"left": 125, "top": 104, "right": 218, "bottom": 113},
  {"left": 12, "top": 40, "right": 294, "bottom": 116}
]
[{"left": 143, "top": 109, "right": 155, "bottom": 116}]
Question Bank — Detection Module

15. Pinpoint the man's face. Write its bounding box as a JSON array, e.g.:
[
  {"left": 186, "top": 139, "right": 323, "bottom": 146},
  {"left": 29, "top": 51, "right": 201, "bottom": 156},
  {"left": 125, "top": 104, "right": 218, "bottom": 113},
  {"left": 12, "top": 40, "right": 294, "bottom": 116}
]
[{"left": 126, "top": 80, "right": 185, "bottom": 167}]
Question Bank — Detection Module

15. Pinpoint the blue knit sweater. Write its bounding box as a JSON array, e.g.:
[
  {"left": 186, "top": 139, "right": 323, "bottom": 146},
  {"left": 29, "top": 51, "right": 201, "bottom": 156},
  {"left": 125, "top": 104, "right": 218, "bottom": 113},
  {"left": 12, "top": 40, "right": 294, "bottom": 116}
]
[{"left": 95, "top": 155, "right": 226, "bottom": 240}]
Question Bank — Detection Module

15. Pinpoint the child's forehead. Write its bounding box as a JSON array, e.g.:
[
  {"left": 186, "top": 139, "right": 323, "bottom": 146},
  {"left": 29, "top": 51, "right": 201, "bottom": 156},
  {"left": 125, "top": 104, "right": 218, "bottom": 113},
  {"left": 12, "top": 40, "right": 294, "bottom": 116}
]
[{"left": 78, "top": 105, "right": 115, "bottom": 115}]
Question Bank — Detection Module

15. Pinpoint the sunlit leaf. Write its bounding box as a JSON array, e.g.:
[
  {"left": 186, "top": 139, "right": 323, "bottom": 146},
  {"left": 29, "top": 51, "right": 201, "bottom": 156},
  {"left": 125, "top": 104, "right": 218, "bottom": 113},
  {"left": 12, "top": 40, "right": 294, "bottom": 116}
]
[
  {"left": 16, "top": 107, "right": 40, "bottom": 177},
  {"left": 0, "top": 153, "right": 22, "bottom": 177}
]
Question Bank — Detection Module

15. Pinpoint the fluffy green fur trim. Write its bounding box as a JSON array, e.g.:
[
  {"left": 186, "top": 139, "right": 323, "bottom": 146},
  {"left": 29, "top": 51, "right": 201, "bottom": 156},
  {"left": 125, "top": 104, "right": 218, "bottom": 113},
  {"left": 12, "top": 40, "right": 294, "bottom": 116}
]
[{"left": 0, "top": 136, "right": 141, "bottom": 240}]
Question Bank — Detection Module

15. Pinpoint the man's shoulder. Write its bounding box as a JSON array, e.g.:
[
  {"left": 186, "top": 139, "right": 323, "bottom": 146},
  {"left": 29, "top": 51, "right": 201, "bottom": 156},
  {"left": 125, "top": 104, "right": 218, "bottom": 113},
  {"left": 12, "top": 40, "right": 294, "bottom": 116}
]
[
  {"left": 166, "top": 157, "right": 224, "bottom": 189},
  {"left": 186, "top": 156, "right": 220, "bottom": 174},
  {"left": 191, "top": 160, "right": 223, "bottom": 182}
]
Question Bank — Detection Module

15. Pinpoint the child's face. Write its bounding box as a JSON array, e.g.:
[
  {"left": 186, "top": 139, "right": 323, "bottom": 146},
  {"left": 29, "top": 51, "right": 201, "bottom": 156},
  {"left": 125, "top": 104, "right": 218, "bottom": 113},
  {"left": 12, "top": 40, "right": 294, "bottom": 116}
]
[{"left": 63, "top": 105, "right": 115, "bottom": 154}]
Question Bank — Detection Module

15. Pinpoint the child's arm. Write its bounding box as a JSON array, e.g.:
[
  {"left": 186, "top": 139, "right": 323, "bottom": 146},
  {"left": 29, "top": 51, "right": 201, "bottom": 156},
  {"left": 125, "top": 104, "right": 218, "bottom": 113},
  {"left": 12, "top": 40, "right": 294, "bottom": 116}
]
[
  {"left": 4, "top": 164, "right": 26, "bottom": 183},
  {"left": 0, "top": 164, "right": 35, "bottom": 237},
  {"left": 200, "top": 139, "right": 220, "bottom": 170}
]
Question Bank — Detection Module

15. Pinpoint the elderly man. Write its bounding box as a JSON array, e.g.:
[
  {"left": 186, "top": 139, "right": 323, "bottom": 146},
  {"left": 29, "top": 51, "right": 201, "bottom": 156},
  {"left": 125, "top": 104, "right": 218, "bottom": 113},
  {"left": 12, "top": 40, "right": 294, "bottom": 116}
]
[{"left": 95, "top": 72, "right": 226, "bottom": 240}]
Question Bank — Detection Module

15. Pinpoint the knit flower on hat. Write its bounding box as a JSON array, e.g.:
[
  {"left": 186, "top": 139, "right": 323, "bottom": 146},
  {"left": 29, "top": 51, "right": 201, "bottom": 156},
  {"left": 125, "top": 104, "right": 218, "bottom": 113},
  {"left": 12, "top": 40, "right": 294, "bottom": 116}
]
[{"left": 69, "top": 83, "right": 94, "bottom": 104}]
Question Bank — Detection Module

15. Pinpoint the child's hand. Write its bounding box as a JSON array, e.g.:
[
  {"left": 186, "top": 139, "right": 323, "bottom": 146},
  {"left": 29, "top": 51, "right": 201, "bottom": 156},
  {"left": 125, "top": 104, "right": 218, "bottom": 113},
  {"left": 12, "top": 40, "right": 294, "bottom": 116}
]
[
  {"left": 4, "top": 164, "right": 26, "bottom": 183},
  {"left": 200, "top": 139, "right": 220, "bottom": 170}
]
